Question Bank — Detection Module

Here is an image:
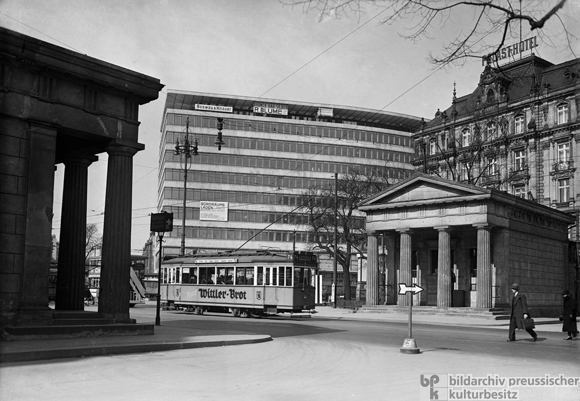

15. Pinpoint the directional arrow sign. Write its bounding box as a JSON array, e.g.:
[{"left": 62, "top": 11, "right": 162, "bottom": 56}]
[{"left": 398, "top": 283, "right": 425, "bottom": 295}]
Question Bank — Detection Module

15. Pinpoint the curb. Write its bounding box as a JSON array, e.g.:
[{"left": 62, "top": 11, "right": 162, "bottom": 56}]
[{"left": 0, "top": 335, "right": 272, "bottom": 364}]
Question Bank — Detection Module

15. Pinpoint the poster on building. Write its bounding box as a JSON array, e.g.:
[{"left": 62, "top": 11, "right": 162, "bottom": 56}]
[{"left": 200, "top": 201, "right": 229, "bottom": 221}]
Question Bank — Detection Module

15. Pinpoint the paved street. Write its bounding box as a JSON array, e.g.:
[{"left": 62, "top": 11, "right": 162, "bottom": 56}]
[{"left": 1, "top": 305, "right": 579, "bottom": 401}]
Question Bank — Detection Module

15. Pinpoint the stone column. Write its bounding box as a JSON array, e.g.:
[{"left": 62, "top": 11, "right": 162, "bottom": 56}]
[
  {"left": 56, "top": 155, "right": 97, "bottom": 311},
  {"left": 98, "top": 143, "right": 141, "bottom": 322},
  {"left": 397, "top": 229, "right": 412, "bottom": 306},
  {"left": 366, "top": 232, "right": 379, "bottom": 305},
  {"left": 16, "top": 123, "right": 57, "bottom": 326},
  {"left": 436, "top": 226, "right": 452, "bottom": 309},
  {"left": 384, "top": 233, "right": 397, "bottom": 305},
  {"left": 475, "top": 224, "right": 492, "bottom": 309}
]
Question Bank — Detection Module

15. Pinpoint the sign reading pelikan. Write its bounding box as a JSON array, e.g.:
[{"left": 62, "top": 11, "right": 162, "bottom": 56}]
[
  {"left": 195, "top": 104, "right": 233, "bottom": 113},
  {"left": 253, "top": 102, "right": 288, "bottom": 115},
  {"left": 482, "top": 36, "right": 538, "bottom": 65},
  {"left": 200, "top": 201, "right": 228, "bottom": 221}
]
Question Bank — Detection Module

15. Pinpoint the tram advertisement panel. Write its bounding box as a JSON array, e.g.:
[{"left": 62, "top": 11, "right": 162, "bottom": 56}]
[{"left": 167, "top": 285, "right": 266, "bottom": 307}]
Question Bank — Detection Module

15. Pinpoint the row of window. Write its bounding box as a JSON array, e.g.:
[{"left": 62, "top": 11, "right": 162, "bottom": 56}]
[
  {"left": 164, "top": 169, "right": 332, "bottom": 190},
  {"left": 166, "top": 132, "right": 412, "bottom": 163},
  {"left": 164, "top": 150, "right": 410, "bottom": 178},
  {"left": 426, "top": 104, "right": 571, "bottom": 155},
  {"left": 161, "top": 205, "right": 365, "bottom": 228},
  {"left": 162, "top": 265, "right": 313, "bottom": 287},
  {"left": 166, "top": 113, "right": 414, "bottom": 144},
  {"left": 165, "top": 226, "right": 340, "bottom": 244}
]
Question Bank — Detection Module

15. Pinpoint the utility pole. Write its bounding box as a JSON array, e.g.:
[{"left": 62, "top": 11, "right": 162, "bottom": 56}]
[
  {"left": 174, "top": 117, "right": 225, "bottom": 256},
  {"left": 333, "top": 172, "right": 338, "bottom": 308}
]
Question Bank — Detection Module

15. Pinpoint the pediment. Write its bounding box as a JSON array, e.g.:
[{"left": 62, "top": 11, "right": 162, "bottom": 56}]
[{"left": 359, "top": 174, "right": 490, "bottom": 208}]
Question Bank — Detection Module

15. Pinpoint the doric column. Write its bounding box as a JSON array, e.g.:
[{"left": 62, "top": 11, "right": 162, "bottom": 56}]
[
  {"left": 475, "top": 224, "right": 492, "bottom": 308},
  {"left": 397, "top": 229, "right": 412, "bottom": 306},
  {"left": 366, "top": 232, "right": 379, "bottom": 305},
  {"left": 99, "top": 143, "right": 141, "bottom": 322},
  {"left": 56, "top": 155, "right": 97, "bottom": 310},
  {"left": 384, "top": 233, "right": 397, "bottom": 305},
  {"left": 436, "top": 226, "right": 452, "bottom": 309},
  {"left": 16, "top": 123, "right": 57, "bottom": 326}
]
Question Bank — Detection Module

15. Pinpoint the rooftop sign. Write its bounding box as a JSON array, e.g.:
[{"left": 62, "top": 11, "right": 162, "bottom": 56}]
[
  {"left": 195, "top": 104, "right": 233, "bottom": 113},
  {"left": 482, "top": 36, "right": 538, "bottom": 66},
  {"left": 253, "top": 102, "right": 288, "bottom": 115}
]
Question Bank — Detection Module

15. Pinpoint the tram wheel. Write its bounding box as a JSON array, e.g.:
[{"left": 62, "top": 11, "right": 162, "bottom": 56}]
[
  {"left": 194, "top": 306, "right": 204, "bottom": 315},
  {"left": 241, "top": 310, "right": 252, "bottom": 318},
  {"left": 231, "top": 308, "right": 241, "bottom": 317}
]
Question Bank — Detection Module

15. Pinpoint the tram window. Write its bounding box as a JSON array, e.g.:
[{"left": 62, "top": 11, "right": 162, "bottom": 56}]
[
  {"left": 182, "top": 267, "right": 190, "bottom": 284},
  {"left": 246, "top": 268, "right": 254, "bottom": 285},
  {"left": 236, "top": 268, "right": 246, "bottom": 285},
  {"left": 199, "top": 267, "right": 214, "bottom": 284},
  {"left": 176, "top": 268, "right": 181, "bottom": 284},
  {"left": 162, "top": 268, "right": 168, "bottom": 284},
  {"left": 265, "top": 268, "right": 270, "bottom": 285},
  {"left": 225, "top": 267, "right": 234, "bottom": 284},
  {"left": 217, "top": 268, "right": 226, "bottom": 284},
  {"left": 210, "top": 269, "right": 217, "bottom": 285},
  {"left": 285, "top": 266, "right": 292, "bottom": 286},
  {"left": 257, "top": 266, "right": 263, "bottom": 285},
  {"left": 278, "top": 267, "right": 285, "bottom": 286},
  {"left": 271, "top": 267, "right": 277, "bottom": 286},
  {"left": 190, "top": 267, "right": 198, "bottom": 284}
]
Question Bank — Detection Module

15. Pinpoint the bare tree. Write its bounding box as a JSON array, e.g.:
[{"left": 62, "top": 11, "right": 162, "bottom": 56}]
[
  {"left": 85, "top": 223, "right": 102, "bottom": 260},
  {"left": 298, "top": 167, "right": 392, "bottom": 300},
  {"left": 281, "top": 0, "right": 574, "bottom": 66}
]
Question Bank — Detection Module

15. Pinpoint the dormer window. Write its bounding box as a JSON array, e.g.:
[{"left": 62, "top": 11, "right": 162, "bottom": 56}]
[
  {"left": 486, "top": 89, "right": 495, "bottom": 103},
  {"left": 557, "top": 103, "right": 568, "bottom": 124}
]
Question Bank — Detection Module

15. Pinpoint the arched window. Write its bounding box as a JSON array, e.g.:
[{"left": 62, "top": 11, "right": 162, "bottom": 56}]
[
  {"left": 514, "top": 115, "right": 524, "bottom": 134},
  {"left": 557, "top": 103, "right": 569, "bottom": 124}
]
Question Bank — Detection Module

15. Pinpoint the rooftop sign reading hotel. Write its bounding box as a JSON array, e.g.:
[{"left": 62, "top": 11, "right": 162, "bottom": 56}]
[
  {"left": 253, "top": 102, "right": 288, "bottom": 115},
  {"left": 482, "top": 36, "right": 538, "bottom": 65}
]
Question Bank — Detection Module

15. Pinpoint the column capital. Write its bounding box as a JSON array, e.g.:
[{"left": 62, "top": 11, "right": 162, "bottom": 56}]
[
  {"left": 62, "top": 153, "right": 99, "bottom": 167},
  {"left": 105, "top": 139, "right": 145, "bottom": 156},
  {"left": 434, "top": 225, "right": 451, "bottom": 232},
  {"left": 473, "top": 223, "right": 492, "bottom": 230},
  {"left": 396, "top": 228, "right": 413, "bottom": 234}
]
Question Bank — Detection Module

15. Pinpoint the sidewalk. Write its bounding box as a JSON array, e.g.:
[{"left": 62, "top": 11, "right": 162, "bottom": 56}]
[{"left": 0, "top": 305, "right": 565, "bottom": 364}]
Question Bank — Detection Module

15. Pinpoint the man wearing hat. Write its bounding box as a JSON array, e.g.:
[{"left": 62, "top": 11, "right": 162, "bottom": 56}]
[
  {"left": 508, "top": 283, "right": 537, "bottom": 341},
  {"left": 560, "top": 290, "right": 578, "bottom": 340}
]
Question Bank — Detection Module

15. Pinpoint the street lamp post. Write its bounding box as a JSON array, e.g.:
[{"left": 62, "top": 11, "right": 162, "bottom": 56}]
[
  {"left": 174, "top": 117, "right": 225, "bottom": 256},
  {"left": 174, "top": 118, "right": 197, "bottom": 256}
]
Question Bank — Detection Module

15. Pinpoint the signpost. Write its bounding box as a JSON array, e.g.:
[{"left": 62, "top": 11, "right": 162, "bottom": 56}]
[
  {"left": 150, "top": 212, "right": 173, "bottom": 326},
  {"left": 398, "top": 283, "right": 424, "bottom": 354}
]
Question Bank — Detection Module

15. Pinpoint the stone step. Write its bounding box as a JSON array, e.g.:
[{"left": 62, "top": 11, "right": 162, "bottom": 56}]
[
  {"left": 52, "top": 318, "right": 115, "bottom": 326},
  {"left": 3, "top": 323, "right": 154, "bottom": 341},
  {"left": 358, "top": 305, "right": 510, "bottom": 320},
  {"left": 52, "top": 311, "right": 106, "bottom": 320}
]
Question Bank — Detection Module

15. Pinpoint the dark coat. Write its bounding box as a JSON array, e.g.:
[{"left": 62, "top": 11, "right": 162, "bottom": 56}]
[
  {"left": 561, "top": 295, "right": 578, "bottom": 333},
  {"left": 510, "top": 292, "right": 530, "bottom": 330}
]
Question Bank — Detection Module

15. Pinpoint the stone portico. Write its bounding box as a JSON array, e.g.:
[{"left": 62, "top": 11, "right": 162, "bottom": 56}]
[{"left": 359, "top": 174, "right": 575, "bottom": 316}]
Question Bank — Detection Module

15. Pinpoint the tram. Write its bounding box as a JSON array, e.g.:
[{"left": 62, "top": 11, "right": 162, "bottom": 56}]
[{"left": 160, "top": 250, "right": 317, "bottom": 316}]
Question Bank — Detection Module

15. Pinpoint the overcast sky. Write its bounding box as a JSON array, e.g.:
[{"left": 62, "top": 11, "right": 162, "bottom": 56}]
[{"left": 2, "top": 0, "right": 579, "bottom": 251}]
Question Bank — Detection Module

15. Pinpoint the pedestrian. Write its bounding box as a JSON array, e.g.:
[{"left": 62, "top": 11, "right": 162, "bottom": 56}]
[
  {"left": 560, "top": 290, "right": 578, "bottom": 340},
  {"left": 507, "top": 283, "right": 537, "bottom": 342}
]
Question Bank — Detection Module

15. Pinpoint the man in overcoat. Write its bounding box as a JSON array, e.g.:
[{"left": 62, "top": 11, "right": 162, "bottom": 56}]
[
  {"left": 560, "top": 290, "right": 578, "bottom": 340},
  {"left": 508, "top": 283, "right": 537, "bottom": 341}
]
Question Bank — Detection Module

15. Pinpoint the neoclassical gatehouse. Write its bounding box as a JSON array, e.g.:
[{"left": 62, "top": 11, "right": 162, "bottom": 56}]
[{"left": 359, "top": 174, "right": 575, "bottom": 317}]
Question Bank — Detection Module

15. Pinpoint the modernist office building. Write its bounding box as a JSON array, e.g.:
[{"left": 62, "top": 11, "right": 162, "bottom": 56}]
[{"left": 156, "top": 91, "right": 424, "bottom": 265}]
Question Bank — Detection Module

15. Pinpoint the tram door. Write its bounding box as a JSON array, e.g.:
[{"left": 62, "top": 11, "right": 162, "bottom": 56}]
[{"left": 263, "top": 266, "right": 278, "bottom": 307}]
